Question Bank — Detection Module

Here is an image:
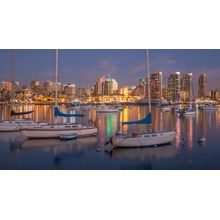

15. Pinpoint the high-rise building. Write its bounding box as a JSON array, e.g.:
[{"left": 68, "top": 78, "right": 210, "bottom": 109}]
[
  {"left": 104, "top": 78, "right": 113, "bottom": 95},
  {"left": 146, "top": 72, "right": 163, "bottom": 100},
  {"left": 181, "top": 72, "right": 193, "bottom": 100},
  {"left": 94, "top": 76, "right": 105, "bottom": 96},
  {"left": 112, "top": 79, "right": 118, "bottom": 94},
  {"left": 94, "top": 75, "right": 118, "bottom": 96},
  {"left": 198, "top": 74, "right": 207, "bottom": 98},
  {"left": 167, "top": 72, "right": 181, "bottom": 102}
]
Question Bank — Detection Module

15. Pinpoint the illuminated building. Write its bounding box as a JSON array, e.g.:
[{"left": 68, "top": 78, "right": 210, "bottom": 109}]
[
  {"left": 167, "top": 72, "right": 181, "bottom": 102},
  {"left": 103, "top": 77, "right": 118, "bottom": 95},
  {"left": 162, "top": 87, "right": 170, "bottom": 100},
  {"left": 64, "top": 84, "right": 76, "bottom": 96},
  {"left": 146, "top": 72, "right": 163, "bottom": 100},
  {"left": 119, "top": 86, "right": 129, "bottom": 96},
  {"left": 94, "top": 76, "right": 105, "bottom": 96},
  {"left": 31, "top": 80, "right": 42, "bottom": 94},
  {"left": 198, "top": 74, "right": 207, "bottom": 98},
  {"left": 44, "top": 81, "right": 62, "bottom": 94},
  {"left": 1, "top": 81, "right": 12, "bottom": 91},
  {"left": 181, "top": 72, "right": 193, "bottom": 101},
  {"left": 44, "top": 81, "right": 54, "bottom": 94}
]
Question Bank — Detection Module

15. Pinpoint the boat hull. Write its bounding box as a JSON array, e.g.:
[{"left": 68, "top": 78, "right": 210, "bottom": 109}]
[
  {"left": 21, "top": 127, "right": 97, "bottom": 139},
  {"left": 183, "top": 111, "right": 196, "bottom": 116},
  {"left": 113, "top": 131, "right": 175, "bottom": 148},
  {"left": 97, "top": 109, "right": 119, "bottom": 113},
  {"left": 0, "top": 125, "right": 20, "bottom": 132}
]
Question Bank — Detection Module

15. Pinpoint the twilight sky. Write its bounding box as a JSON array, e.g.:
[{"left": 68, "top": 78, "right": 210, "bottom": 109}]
[{"left": 0, "top": 49, "right": 220, "bottom": 91}]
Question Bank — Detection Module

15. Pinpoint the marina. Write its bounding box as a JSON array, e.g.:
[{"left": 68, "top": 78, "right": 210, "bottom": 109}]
[{"left": 0, "top": 104, "right": 220, "bottom": 169}]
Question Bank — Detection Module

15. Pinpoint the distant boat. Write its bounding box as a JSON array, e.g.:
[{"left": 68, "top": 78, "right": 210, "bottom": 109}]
[
  {"left": 97, "top": 103, "right": 119, "bottom": 113},
  {"left": 111, "top": 50, "right": 175, "bottom": 148},
  {"left": 80, "top": 105, "right": 94, "bottom": 110},
  {"left": 161, "top": 105, "right": 172, "bottom": 112},
  {"left": 183, "top": 109, "right": 196, "bottom": 116},
  {"left": 200, "top": 104, "right": 217, "bottom": 111}
]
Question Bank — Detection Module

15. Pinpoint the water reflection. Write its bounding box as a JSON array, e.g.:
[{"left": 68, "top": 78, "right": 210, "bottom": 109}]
[{"left": 111, "top": 144, "right": 176, "bottom": 161}]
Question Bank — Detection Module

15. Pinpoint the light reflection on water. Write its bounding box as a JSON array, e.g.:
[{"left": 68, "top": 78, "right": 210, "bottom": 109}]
[{"left": 0, "top": 104, "right": 220, "bottom": 169}]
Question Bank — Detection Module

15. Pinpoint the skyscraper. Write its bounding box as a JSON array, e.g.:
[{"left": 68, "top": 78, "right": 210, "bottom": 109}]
[
  {"left": 181, "top": 72, "right": 193, "bottom": 100},
  {"left": 94, "top": 76, "right": 105, "bottom": 96},
  {"left": 167, "top": 72, "right": 181, "bottom": 102},
  {"left": 147, "top": 72, "right": 163, "bottom": 100},
  {"left": 198, "top": 74, "right": 207, "bottom": 98}
]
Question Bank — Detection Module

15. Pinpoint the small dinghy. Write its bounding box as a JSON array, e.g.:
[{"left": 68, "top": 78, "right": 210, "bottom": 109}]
[{"left": 59, "top": 133, "right": 77, "bottom": 141}]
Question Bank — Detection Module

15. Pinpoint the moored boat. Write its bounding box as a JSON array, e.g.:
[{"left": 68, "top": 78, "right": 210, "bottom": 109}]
[
  {"left": 21, "top": 124, "right": 97, "bottom": 139},
  {"left": 96, "top": 104, "right": 119, "bottom": 113},
  {"left": 111, "top": 131, "right": 175, "bottom": 148},
  {"left": 200, "top": 104, "right": 217, "bottom": 111},
  {"left": 0, "top": 119, "right": 47, "bottom": 132},
  {"left": 112, "top": 50, "right": 175, "bottom": 148},
  {"left": 59, "top": 133, "right": 77, "bottom": 141}
]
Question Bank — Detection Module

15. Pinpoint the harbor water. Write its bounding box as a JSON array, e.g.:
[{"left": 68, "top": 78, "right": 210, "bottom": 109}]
[{"left": 0, "top": 104, "right": 220, "bottom": 170}]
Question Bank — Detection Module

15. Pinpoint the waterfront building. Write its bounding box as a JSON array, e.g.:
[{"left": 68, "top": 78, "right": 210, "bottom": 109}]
[
  {"left": 167, "top": 72, "right": 181, "bottom": 102},
  {"left": 119, "top": 86, "right": 129, "bottom": 96},
  {"left": 198, "top": 74, "right": 207, "bottom": 98}
]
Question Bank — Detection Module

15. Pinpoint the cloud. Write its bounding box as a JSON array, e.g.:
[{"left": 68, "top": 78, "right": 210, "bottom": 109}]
[{"left": 98, "top": 58, "right": 119, "bottom": 74}]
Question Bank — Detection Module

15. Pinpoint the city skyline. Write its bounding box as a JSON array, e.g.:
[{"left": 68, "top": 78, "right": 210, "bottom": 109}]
[{"left": 0, "top": 49, "right": 220, "bottom": 90}]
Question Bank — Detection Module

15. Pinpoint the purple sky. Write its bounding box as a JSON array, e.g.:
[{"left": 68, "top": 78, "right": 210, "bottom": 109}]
[{"left": 0, "top": 49, "right": 220, "bottom": 91}]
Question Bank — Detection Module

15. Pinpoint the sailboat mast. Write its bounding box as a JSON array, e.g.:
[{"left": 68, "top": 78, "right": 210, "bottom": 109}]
[
  {"left": 146, "top": 49, "right": 151, "bottom": 113},
  {"left": 55, "top": 49, "right": 58, "bottom": 107},
  {"left": 11, "top": 49, "right": 15, "bottom": 102}
]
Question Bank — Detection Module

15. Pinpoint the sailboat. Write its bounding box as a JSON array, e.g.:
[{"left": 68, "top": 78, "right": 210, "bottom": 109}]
[
  {"left": 96, "top": 103, "right": 119, "bottom": 113},
  {"left": 21, "top": 49, "right": 98, "bottom": 139},
  {"left": 0, "top": 50, "right": 38, "bottom": 131},
  {"left": 111, "top": 50, "right": 175, "bottom": 148}
]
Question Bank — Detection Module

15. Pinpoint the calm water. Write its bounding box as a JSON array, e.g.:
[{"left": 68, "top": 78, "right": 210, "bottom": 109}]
[{"left": 0, "top": 104, "right": 220, "bottom": 170}]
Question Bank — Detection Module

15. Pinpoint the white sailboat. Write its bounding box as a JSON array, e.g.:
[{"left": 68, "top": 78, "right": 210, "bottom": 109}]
[
  {"left": 21, "top": 49, "right": 98, "bottom": 139},
  {"left": 200, "top": 104, "right": 217, "bottom": 111},
  {"left": 161, "top": 105, "right": 172, "bottom": 112},
  {"left": 0, "top": 50, "right": 38, "bottom": 131},
  {"left": 0, "top": 119, "right": 47, "bottom": 132},
  {"left": 96, "top": 103, "right": 119, "bottom": 113},
  {"left": 111, "top": 50, "right": 175, "bottom": 148}
]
